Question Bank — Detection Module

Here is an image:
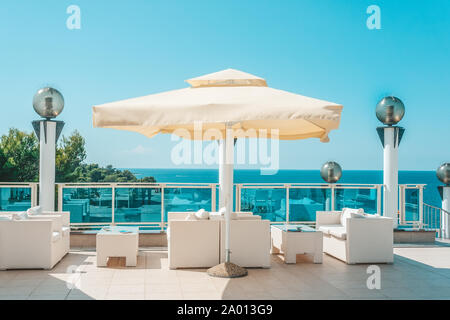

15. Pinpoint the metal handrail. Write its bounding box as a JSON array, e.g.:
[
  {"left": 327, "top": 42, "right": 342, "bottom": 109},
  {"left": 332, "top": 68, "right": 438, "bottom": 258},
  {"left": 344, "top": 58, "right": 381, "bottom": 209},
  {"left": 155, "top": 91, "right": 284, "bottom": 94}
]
[
  {"left": 422, "top": 202, "right": 449, "bottom": 238},
  {"left": 0, "top": 181, "right": 430, "bottom": 231}
]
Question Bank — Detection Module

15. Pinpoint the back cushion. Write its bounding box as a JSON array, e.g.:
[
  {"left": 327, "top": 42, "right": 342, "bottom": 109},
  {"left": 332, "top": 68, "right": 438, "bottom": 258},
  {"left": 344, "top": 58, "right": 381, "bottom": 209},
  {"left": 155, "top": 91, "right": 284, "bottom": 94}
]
[
  {"left": 340, "top": 208, "right": 365, "bottom": 228},
  {"left": 194, "top": 209, "right": 210, "bottom": 220},
  {"left": 27, "top": 206, "right": 42, "bottom": 215},
  {"left": 340, "top": 209, "right": 352, "bottom": 228},
  {"left": 12, "top": 212, "right": 29, "bottom": 220}
]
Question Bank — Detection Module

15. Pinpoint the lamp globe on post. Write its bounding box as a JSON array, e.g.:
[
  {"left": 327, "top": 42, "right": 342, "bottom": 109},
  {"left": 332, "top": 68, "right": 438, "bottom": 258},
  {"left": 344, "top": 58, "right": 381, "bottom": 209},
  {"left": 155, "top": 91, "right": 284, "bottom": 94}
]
[
  {"left": 320, "top": 161, "right": 342, "bottom": 211},
  {"left": 437, "top": 163, "right": 450, "bottom": 238},
  {"left": 32, "top": 87, "right": 65, "bottom": 211},
  {"left": 376, "top": 96, "right": 405, "bottom": 229}
]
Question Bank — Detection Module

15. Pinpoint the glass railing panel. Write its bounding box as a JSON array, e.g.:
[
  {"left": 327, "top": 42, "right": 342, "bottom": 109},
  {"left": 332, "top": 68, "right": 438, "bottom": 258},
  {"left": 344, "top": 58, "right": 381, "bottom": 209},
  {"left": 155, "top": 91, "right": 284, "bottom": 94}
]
[
  {"left": 0, "top": 187, "right": 32, "bottom": 211},
  {"left": 163, "top": 188, "right": 212, "bottom": 221},
  {"left": 114, "top": 187, "right": 162, "bottom": 223},
  {"left": 335, "top": 187, "right": 378, "bottom": 214},
  {"left": 62, "top": 187, "right": 113, "bottom": 223},
  {"left": 289, "top": 188, "right": 328, "bottom": 221},
  {"left": 240, "top": 188, "right": 286, "bottom": 221},
  {"left": 404, "top": 188, "right": 419, "bottom": 222}
]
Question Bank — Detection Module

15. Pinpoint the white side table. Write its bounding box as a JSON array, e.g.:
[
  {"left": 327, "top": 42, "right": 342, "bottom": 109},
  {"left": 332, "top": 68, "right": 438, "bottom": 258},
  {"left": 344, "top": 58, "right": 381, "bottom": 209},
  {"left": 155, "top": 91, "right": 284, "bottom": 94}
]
[
  {"left": 96, "top": 226, "right": 139, "bottom": 267},
  {"left": 271, "top": 224, "right": 323, "bottom": 264}
]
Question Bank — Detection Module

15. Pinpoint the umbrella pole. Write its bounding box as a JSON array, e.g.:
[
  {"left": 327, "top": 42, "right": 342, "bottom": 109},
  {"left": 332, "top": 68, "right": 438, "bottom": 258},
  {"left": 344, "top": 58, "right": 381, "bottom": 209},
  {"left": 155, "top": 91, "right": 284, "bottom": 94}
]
[
  {"left": 219, "top": 131, "right": 233, "bottom": 263},
  {"left": 207, "top": 125, "right": 247, "bottom": 278}
]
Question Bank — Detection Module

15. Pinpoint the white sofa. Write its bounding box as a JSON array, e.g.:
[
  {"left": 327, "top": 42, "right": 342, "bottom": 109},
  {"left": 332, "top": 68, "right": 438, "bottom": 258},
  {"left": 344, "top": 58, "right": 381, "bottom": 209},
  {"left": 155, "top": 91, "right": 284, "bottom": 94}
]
[
  {"left": 316, "top": 209, "right": 393, "bottom": 264},
  {"left": 0, "top": 209, "right": 70, "bottom": 270},
  {"left": 167, "top": 211, "right": 270, "bottom": 269}
]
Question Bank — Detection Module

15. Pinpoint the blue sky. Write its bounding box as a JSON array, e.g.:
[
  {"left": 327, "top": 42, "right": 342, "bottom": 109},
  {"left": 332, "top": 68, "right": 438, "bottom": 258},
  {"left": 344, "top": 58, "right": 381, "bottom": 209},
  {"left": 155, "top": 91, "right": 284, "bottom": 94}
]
[{"left": 0, "top": 0, "right": 449, "bottom": 171}]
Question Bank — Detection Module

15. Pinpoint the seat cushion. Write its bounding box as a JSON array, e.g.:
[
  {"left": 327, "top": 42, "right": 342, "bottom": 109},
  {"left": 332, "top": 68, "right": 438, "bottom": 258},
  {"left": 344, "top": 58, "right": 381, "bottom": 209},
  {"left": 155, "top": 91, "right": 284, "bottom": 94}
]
[
  {"left": 209, "top": 213, "right": 224, "bottom": 220},
  {"left": 318, "top": 224, "right": 342, "bottom": 235},
  {"left": 364, "top": 213, "right": 382, "bottom": 218},
  {"left": 12, "top": 212, "right": 29, "bottom": 220},
  {"left": 62, "top": 226, "right": 70, "bottom": 237},
  {"left": 52, "top": 231, "right": 61, "bottom": 242},
  {"left": 329, "top": 227, "right": 347, "bottom": 240},
  {"left": 237, "top": 214, "right": 261, "bottom": 220}
]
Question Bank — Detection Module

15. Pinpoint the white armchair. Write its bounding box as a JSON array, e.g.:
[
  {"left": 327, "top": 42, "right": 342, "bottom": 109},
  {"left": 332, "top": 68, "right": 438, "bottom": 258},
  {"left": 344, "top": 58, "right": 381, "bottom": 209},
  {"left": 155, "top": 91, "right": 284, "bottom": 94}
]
[
  {"left": 316, "top": 209, "right": 393, "bottom": 264},
  {"left": 0, "top": 213, "right": 68, "bottom": 270},
  {"left": 168, "top": 220, "right": 220, "bottom": 269},
  {"left": 30, "top": 210, "right": 71, "bottom": 260},
  {"left": 219, "top": 219, "right": 271, "bottom": 268}
]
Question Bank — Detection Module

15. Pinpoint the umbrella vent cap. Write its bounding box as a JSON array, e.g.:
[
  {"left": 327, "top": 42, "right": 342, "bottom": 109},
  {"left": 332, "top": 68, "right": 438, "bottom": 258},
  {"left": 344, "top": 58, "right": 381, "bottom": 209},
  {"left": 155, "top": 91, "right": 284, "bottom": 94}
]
[{"left": 186, "top": 68, "right": 267, "bottom": 88}]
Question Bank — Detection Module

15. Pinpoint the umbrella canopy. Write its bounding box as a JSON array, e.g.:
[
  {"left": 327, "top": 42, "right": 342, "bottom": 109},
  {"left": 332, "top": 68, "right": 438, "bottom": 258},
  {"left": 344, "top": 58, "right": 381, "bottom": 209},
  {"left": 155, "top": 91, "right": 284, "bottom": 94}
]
[
  {"left": 93, "top": 69, "right": 343, "bottom": 142},
  {"left": 92, "top": 68, "right": 343, "bottom": 271}
]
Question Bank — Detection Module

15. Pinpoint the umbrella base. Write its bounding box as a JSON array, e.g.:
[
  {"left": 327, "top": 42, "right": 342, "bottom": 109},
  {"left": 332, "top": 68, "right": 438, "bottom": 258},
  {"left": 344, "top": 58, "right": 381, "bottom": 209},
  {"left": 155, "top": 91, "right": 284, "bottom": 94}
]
[{"left": 207, "top": 262, "right": 248, "bottom": 278}]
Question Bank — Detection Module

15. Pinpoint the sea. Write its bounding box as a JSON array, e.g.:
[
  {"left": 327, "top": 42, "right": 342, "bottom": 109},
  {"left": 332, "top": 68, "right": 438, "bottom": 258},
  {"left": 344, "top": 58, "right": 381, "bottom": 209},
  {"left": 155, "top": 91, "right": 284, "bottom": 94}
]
[{"left": 125, "top": 169, "right": 443, "bottom": 209}]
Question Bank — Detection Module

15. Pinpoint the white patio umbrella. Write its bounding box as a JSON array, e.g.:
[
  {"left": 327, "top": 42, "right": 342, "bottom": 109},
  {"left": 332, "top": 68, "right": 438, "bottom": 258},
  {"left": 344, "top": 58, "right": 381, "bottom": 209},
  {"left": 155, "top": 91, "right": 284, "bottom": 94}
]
[{"left": 92, "top": 69, "right": 343, "bottom": 277}]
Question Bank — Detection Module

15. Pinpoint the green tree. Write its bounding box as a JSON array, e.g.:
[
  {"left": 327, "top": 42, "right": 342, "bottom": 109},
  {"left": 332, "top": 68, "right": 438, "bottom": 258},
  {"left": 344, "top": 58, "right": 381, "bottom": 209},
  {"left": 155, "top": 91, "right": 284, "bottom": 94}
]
[
  {"left": 56, "top": 130, "right": 87, "bottom": 182},
  {"left": 0, "top": 129, "right": 39, "bottom": 182},
  {"left": 0, "top": 128, "right": 156, "bottom": 184}
]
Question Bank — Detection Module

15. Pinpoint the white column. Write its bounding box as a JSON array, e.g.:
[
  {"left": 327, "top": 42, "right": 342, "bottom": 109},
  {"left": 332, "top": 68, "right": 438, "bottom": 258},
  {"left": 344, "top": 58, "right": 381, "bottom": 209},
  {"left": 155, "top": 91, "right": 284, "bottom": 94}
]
[
  {"left": 383, "top": 127, "right": 399, "bottom": 228},
  {"left": 39, "top": 121, "right": 56, "bottom": 211},
  {"left": 442, "top": 186, "right": 450, "bottom": 239},
  {"left": 218, "top": 126, "right": 234, "bottom": 263}
]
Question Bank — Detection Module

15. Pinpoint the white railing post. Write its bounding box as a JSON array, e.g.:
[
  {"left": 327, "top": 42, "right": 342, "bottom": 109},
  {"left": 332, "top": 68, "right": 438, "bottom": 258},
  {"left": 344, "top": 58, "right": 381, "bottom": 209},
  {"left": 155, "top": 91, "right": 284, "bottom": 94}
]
[
  {"left": 399, "top": 185, "right": 405, "bottom": 225},
  {"left": 376, "top": 185, "right": 381, "bottom": 215},
  {"left": 211, "top": 184, "right": 216, "bottom": 212},
  {"left": 160, "top": 185, "right": 165, "bottom": 231},
  {"left": 32, "top": 183, "right": 38, "bottom": 207},
  {"left": 57, "top": 184, "right": 63, "bottom": 211},
  {"left": 442, "top": 186, "right": 450, "bottom": 238},
  {"left": 236, "top": 184, "right": 241, "bottom": 212},
  {"left": 285, "top": 184, "right": 290, "bottom": 224},
  {"left": 111, "top": 184, "right": 116, "bottom": 225},
  {"left": 419, "top": 185, "right": 424, "bottom": 228},
  {"left": 331, "top": 184, "right": 335, "bottom": 211}
]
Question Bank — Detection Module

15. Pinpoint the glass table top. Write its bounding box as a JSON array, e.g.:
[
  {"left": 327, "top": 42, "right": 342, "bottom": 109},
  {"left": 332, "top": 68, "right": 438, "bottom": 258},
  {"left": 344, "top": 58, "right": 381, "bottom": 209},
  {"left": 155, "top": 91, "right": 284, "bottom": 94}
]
[
  {"left": 98, "top": 226, "right": 139, "bottom": 234},
  {"left": 272, "top": 224, "right": 317, "bottom": 232}
]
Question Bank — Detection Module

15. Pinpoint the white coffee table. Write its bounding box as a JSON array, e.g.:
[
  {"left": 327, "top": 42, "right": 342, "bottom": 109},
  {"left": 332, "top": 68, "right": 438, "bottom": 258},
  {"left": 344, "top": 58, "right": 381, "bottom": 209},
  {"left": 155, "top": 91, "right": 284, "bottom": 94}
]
[
  {"left": 96, "top": 226, "right": 139, "bottom": 267},
  {"left": 271, "top": 224, "right": 323, "bottom": 264}
]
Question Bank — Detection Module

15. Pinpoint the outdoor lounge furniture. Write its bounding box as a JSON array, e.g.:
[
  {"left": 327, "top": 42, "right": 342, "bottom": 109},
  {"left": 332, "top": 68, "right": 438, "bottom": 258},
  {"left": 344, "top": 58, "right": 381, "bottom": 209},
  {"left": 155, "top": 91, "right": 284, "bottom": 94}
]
[
  {"left": 316, "top": 209, "right": 394, "bottom": 264},
  {"left": 0, "top": 210, "right": 70, "bottom": 270},
  {"left": 96, "top": 226, "right": 139, "bottom": 267},
  {"left": 220, "top": 219, "right": 271, "bottom": 268},
  {"left": 168, "top": 212, "right": 220, "bottom": 269},
  {"left": 167, "top": 211, "right": 270, "bottom": 269},
  {"left": 271, "top": 224, "right": 323, "bottom": 264}
]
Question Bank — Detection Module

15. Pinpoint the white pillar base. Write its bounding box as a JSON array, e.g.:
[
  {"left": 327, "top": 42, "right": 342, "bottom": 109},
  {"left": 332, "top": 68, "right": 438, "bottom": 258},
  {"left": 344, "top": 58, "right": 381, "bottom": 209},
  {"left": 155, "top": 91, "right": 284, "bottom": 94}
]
[
  {"left": 38, "top": 121, "right": 57, "bottom": 211},
  {"left": 382, "top": 127, "right": 399, "bottom": 229}
]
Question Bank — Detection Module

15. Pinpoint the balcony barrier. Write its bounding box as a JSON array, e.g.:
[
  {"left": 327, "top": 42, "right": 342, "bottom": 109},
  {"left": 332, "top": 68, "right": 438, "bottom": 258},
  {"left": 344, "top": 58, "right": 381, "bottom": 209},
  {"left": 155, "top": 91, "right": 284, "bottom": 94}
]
[
  {"left": 0, "top": 182, "right": 427, "bottom": 231},
  {"left": 0, "top": 182, "right": 38, "bottom": 212}
]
